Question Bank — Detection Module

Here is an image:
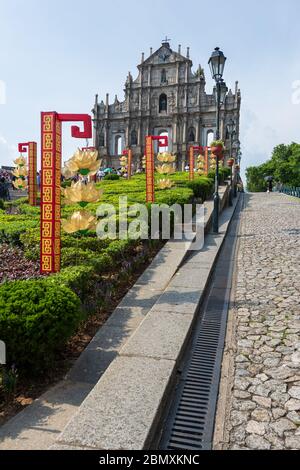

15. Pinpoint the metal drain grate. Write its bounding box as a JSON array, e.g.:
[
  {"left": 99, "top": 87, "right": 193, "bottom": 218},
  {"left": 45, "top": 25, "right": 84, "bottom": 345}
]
[
  {"left": 166, "top": 323, "right": 222, "bottom": 450},
  {"left": 160, "top": 199, "right": 242, "bottom": 450}
]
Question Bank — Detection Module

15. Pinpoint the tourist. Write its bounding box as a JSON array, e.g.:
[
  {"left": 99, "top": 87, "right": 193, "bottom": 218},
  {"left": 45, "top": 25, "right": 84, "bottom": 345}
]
[
  {"left": 0, "top": 176, "right": 10, "bottom": 201},
  {"left": 37, "top": 172, "right": 41, "bottom": 190},
  {"left": 267, "top": 179, "right": 273, "bottom": 193}
]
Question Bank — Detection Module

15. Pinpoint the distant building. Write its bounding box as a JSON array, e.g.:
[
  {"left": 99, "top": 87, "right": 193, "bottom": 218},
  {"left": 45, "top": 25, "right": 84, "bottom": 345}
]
[
  {"left": 92, "top": 40, "right": 241, "bottom": 169},
  {"left": 1, "top": 166, "right": 14, "bottom": 172}
]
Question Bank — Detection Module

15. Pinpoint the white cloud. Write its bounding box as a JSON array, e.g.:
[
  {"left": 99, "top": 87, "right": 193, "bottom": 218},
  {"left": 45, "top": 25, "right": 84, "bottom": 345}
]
[{"left": 0, "top": 134, "right": 17, "bottom": 168}]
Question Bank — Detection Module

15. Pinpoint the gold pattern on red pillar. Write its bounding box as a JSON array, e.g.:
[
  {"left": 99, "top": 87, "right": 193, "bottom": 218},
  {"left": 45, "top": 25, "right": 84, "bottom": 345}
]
[
  {"left": 189, "top": 146, "right": 195, "bottom": 181},
  {"left": 18, "top": 142, "right": 37, "bottom": 205},
  {"left": 41, "top": 112, "right": 61, "bottom": 274},
  {"left": 128, "top": 149, "right": 132, "bottom": 179},
  {"left": 145, "top": 136, "right": 154, "bottom": 203},
  {"left": 40, "top": 112, "right": 92, "bottom": 274}
]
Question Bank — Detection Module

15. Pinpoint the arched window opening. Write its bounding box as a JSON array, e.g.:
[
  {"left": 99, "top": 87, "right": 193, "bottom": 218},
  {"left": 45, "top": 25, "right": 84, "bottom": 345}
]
[
  {"left": 207, "top": 130, "right": 214, "bottom": 147},
  {"left": 99, "top": 134, "right": 105, "bottom": 147},
  {"left": 159, "top": 93, "right": 167, "bottom": 113},
  {"left": 188, "top": 128, "right": 196, "bottom": 143},
  {"left": 131, "top": 130, "right": 137, "bottom": 146},
  {"left": 115, "top": 135, "right": 122, "bottom": 155}
]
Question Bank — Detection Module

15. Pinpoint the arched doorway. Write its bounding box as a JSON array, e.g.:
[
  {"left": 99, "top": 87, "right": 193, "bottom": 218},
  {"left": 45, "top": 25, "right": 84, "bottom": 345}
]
[
  {"left": 115, "top": 135, "right": 123, "bottom": 155},
  {"left": 207, "top": 130, "right": 214, "bottom": 147}
]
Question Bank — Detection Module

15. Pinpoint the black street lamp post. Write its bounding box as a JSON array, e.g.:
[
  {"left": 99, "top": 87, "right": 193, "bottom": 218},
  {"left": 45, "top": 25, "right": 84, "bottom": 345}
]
[
  {"left": 227, "top": 119, "right": 236, "bottom": 206},
  {"left": 209, "top": 47, "right": 227, "bottom": 234},
  {"left": 233, "top": 139, "right": 240, "bottom": 197}
]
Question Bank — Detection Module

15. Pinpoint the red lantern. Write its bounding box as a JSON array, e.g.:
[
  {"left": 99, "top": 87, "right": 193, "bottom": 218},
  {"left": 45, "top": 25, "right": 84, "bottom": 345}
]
[{"left": 227, "top": 158, "right": 234, "bottom": 167}]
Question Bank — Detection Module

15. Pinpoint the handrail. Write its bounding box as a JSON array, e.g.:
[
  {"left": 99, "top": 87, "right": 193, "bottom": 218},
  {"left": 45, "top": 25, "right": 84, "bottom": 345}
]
[{"left": 279, "top": 186, "right": 300, "bottom": 198}]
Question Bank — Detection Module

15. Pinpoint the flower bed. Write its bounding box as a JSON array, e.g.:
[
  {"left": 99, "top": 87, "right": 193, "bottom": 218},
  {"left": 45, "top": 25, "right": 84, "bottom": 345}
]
[{"left": 0, "top": 174, "right": 214, "bottom": 374}]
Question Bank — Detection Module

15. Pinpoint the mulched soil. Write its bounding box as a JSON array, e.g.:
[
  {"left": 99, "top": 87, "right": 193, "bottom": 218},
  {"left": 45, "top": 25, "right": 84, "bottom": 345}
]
[
  {"left": 0, "top": 242, "right": 163, "bottom": 426},
  {"left": 0, "top": 244, "right": 41, "bottom": 283}
]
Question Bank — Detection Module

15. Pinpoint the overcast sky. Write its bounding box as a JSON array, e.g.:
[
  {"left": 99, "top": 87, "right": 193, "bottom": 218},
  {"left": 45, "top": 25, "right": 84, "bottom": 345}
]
[{"left": 1, "top": 0, "right": 300, "bottom": 180}]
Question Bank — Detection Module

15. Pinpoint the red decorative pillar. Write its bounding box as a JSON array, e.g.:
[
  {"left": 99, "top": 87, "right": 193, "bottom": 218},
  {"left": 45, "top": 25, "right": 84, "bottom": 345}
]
[
  {"left": 189, "top": 146, "right": 195, "bottom": 181},
  {"left": 205, "top": 146, "right": 209, "bottom": 176},
  {"left": 40, "top": 112, "right": 92, "bottom": 274},
  {"left": 128, "top": 149, "right": 133, "bottom": 179},
  {"left": 18, "top": 142, "right": 37, "bottom": 206},
  {"left": 145, "top": 135, "right": 168, "bottom": 203}
]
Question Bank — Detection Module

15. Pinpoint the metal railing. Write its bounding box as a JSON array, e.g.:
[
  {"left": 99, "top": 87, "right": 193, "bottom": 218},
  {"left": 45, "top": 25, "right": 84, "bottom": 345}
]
[{"left": 279, "top": 186, "right": 300, "bottom": 198}]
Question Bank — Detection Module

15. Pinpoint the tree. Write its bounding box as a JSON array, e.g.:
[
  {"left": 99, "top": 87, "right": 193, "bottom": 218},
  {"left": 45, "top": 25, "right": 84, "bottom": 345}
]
[{"left": 246, "top": 143, "right": 300, "bottom": 191}]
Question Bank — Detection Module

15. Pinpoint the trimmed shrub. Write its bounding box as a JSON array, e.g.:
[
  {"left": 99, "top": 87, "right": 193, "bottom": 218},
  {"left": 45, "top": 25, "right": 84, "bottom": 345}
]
[
  {"left": 187, "top": 178, "right": 214, "bottom": 200},
  {"left": 0, "top": 219, "right": 39, "bottom": 246},
  {"left": 61, "top": 247, "right": 95, "bottom": 267},
  {"left": 104, "top": 174, "right": 120, "bottom": 181},
  {"left": 0, "top": 279, "right": 82, "bottom": 369},
  {"left": 47, "top": 265, "right": 95, "bottom": 301}
]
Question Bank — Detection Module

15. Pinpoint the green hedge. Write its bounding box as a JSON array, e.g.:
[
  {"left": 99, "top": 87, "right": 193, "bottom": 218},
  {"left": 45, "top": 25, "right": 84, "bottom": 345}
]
[
  {"left": 0, "top": 279, "right": 82, "bottom": 369},
  {"left": 47, "top": 265, "right": 96, "bottom": 301},
  {"left": 104, "top": 174, "right": 120, "bottom": 181}
]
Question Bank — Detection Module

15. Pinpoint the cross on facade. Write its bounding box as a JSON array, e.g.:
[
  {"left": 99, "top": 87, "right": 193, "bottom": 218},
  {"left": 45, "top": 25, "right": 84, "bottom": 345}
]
[{"left": 162, "top": 36, "right": 171, "bottom": 44}]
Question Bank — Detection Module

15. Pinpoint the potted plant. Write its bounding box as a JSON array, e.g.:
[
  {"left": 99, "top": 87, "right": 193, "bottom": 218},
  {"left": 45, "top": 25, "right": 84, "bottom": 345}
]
[{"left": 210, "top": 140, "right": 225, "bottom": 159}]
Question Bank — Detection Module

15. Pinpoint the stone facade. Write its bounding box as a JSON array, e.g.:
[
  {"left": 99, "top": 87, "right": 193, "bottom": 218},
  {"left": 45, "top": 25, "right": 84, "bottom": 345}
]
[{"left": 92, "top": 41, "right": 241, "bottom": 169}]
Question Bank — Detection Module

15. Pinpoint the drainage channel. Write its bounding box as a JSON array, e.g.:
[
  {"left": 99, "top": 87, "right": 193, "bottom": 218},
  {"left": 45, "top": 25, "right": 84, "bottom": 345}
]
[{"left": 159, "top": 196, "right": 243, "bottom": 451}]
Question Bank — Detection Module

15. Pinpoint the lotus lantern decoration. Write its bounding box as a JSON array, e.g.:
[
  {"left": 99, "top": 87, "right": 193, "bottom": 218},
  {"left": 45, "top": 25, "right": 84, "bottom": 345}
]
[
  {"left": 13, "top": 178, "right": 28, "bottom": 190},
  {"left": 157, "top": 178, "right": 174, "bottom": 190},
  {"left": 63, "top": 181, "right": 102, "bottom": 208},
  {"left": 13, "top": 154, "right": 28, "bottom": 191},
  {"left": 61, "top": 210, "right": 97, "bottom": 235},
  {"left": 13, "top": 166, "right": 28, "bottom": 179},
  {"left": 13, "top": 156, "right": 27, "bottom": 167},
  {"left": 157, "top": 152, "right": 176, "bottom": 164},
  {"left": 156, "top": 164, "right": 175, "bottom": 175},
  {"left": 120, "top": 156, "right": 128, "bottom": 167},
  {"left": 62, "top": 149, "right": 101, "bottom": 177},
  {"left": 196, "top": 155, "right": 205, "bottom": 176}
]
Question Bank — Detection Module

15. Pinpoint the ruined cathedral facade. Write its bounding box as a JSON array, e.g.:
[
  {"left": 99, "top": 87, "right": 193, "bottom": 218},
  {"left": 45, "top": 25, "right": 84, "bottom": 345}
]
[{"left": 92, "top": 41, "right": 241, "bottom": 169}]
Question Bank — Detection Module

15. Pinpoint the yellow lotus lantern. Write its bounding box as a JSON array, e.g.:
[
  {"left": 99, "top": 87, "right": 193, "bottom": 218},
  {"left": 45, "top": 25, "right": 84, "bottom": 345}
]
[
  {"left": 13, "top": 154, "right": 28, "bottom": 191},
  {"left": 63, "top": 181, "right": 103, "bottom": 208},
  {"left": 210, "top": 155, "right": 217, "bottom": 170},
  {"left": 156, "top": 153, "right": 176, "bottom": 190},
  {"left": 13, "top": 166, "right": 28, "bottom": 179},
  {"left": 120, "top": 156, "right": 128, "bottom": 167},
  {"left": 196, "top": 155, "right": 205, "bottom": 176},
  {"left": 157, "top": 152, "right": 176, "bottom": 164},
  {"left": 63, "top": 149, "right": 101, "bottom": 177},
  {"left": 61, "top": 210, "right": 97, "bottom": 235},
  {"left": 156, "top": 164, "right": 175, "bottom": 175},
  {"left": 157, "top": 178, "right": 174, "bottom": 190},
  {"left": 13, "top": 156, "right": 27, "bottom": 167},
  {"left": 13, "top": 178, "right": 27, "bottom": 190}
]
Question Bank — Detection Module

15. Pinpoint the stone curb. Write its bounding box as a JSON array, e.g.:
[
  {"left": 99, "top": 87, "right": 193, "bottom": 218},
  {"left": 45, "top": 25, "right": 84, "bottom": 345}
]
[{"left": 53, "top": 192, "right": 240, "bottom": 451}]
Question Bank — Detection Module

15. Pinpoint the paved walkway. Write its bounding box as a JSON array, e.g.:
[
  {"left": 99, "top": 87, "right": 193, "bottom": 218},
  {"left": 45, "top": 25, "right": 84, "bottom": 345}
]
[{"left": 218, "top": 193, "right": 300, "bottom": 450}]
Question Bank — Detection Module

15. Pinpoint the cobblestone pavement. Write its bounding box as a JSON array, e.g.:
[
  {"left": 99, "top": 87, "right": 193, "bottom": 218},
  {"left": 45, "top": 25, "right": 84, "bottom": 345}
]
[{"left": 223, "top": 193, "right": 300, "bottom": 450}]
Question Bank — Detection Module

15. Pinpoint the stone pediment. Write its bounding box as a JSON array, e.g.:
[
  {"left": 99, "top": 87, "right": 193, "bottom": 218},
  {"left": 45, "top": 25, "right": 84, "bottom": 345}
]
[{"left": 140, "top": 44, "right": 191, "bottom": 67}]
